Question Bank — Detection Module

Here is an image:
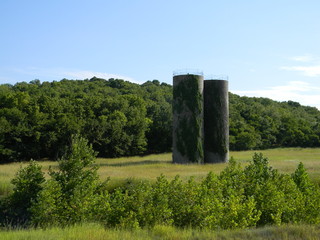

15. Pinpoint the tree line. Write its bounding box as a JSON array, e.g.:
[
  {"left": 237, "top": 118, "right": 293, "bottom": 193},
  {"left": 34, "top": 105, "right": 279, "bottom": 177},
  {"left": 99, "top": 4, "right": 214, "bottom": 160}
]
[{"left": 0, "top": 77, "right": 319, "bottom": 162}]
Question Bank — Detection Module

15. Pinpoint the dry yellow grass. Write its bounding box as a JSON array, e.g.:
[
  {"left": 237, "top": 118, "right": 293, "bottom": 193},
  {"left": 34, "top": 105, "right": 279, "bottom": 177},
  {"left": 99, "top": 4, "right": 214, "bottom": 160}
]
[
  {"left": 96, "top": 148, "right": 320, "bottom": 183},
  {"left": 1, "top": 147, "right": 320, "bottom": 196}
]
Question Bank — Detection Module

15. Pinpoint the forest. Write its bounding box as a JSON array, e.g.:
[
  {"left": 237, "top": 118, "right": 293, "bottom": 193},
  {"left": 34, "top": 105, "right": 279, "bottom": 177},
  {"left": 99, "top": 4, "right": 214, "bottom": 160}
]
[{"left": 0, "top": 77, "right": 320, "bottom": 162}]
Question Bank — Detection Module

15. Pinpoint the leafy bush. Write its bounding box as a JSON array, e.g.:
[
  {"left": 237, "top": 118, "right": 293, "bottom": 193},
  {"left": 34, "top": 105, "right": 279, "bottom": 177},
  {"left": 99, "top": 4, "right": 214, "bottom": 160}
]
[
  {"left": 291, "top": 162, "right": 320, "bottom": 224},
  {"left": 31, "top": 134, "right": 102, "bottom": 226},
  {"left": 0, "top": 160, "right": 45, "bottom": 227},
  {"left": 2, "top": 151, "right": 320, "bottom": 230}
]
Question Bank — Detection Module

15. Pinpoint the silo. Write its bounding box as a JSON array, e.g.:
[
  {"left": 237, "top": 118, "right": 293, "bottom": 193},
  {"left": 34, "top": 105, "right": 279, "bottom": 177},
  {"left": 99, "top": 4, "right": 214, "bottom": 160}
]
[
  {"left": 173, "top": 73, "right": 204, "bottom": 164},
  {"left": 204, "top": 79, "right": 229, "bottom": 163}
]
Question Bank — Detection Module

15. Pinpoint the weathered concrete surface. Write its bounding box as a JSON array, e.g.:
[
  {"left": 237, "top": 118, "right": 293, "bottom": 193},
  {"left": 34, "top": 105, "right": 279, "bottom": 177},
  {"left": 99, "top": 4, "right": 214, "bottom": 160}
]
[{"left": 204, "top": 80, "right": 229, "bottom": 163}]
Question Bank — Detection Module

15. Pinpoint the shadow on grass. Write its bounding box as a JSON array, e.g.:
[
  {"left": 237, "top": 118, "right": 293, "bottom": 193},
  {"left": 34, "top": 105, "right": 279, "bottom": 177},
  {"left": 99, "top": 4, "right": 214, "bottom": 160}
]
[{"left": 98, "top": 160, "right": 171, "bottom": 167}]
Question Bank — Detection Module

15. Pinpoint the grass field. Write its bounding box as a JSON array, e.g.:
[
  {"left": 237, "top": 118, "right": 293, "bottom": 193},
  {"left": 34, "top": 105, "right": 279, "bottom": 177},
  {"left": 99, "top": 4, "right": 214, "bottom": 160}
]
[
  {"left": 1, "top": 223, "right": 320, "bottom": 240},
  {"left": 97, "top": 147, "right": 320, "bottom": 182},
  {"left": 1, "top": 147, "right": 320, "bottom": 196},
  {"left": 1, "top": 148, "right": 320, "bottom": 239}
]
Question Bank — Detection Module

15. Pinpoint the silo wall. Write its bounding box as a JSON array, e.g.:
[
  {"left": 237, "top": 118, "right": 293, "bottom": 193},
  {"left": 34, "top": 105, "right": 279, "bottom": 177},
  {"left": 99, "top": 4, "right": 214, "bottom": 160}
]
[
  {"left": 173, "top": 74, "right": 204, "bottom": 164},
  {"left": 204, "top": 80, "right": 229, "bottom": 163}
]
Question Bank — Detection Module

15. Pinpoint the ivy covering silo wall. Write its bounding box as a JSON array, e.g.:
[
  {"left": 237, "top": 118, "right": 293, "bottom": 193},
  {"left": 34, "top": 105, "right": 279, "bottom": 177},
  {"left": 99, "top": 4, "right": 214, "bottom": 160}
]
[
  {"left": 173, "top": 74, "right": 204, "bottom": 164},
  {"left": 204, "top": 80, "right": 229, "bottom": 163}
]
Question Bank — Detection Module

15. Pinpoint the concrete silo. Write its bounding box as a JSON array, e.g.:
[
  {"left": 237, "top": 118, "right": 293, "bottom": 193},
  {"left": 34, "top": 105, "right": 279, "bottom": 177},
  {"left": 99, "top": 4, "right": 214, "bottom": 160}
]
[
  {"left": 172, "top": 73, "right": 204, "bottom": 164},
  {"left": 203, "top": 79, "right": 229, "bottom": 163}
]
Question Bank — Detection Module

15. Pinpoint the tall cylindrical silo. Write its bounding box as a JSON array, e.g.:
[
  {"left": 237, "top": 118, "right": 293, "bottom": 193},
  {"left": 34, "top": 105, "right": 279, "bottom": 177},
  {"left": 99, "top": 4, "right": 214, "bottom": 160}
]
[
  {"left": 204, "top": 79, "right": 229, "bottom": 163},
  {"left": 173, "top": 74, "right": 204, "bottom": 164}
]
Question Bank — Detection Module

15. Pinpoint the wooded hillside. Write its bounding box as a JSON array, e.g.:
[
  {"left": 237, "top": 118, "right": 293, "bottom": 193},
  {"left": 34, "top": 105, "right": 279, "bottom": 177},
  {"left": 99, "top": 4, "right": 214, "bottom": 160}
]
[{"left": 0, "top": 78, "right": 319, "bottom": 162}]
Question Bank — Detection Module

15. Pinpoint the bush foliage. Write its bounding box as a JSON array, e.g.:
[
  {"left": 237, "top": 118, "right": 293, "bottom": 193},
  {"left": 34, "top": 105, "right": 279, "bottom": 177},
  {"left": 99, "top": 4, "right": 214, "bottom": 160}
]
[{"left": 1, "top": 137, "right": 320, "bottom": 229}]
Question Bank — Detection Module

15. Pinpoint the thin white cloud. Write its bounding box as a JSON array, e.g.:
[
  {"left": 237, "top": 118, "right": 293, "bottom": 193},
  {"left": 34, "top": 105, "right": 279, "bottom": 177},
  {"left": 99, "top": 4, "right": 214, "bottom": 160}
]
[
  {"left": 271, "top": 81, "right": 311, "bottom": 92},
  {"left": 282, "top": 54, "right": 320, "bottom": 77},
  {"left": 289, "top": 55, "right": 315, "bottom": 62},
  {"left": 281, "top": 65, "right": 320, "bottom": 77},
  {"left": 233, "top": 81, "right": 320, "bottom": 110}
]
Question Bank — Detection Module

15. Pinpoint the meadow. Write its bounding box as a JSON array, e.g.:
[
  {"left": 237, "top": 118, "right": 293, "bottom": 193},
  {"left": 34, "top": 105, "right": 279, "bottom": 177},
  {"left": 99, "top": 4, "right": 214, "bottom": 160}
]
[
  {"left": 1, "top": 223, "right": 320, "bottom": 240},
  {"left": 1, "top": 147, "right": 320, "bottom": 196},
  {"left": 1, "top": 147, "right": 320, "bottom": 239}
]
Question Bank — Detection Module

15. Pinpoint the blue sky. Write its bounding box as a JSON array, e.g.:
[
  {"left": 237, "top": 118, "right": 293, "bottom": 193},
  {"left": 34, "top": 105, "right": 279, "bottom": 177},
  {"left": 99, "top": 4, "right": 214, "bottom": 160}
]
[{"left": 1, "top": 0, "right": 320, "bottom": 108}]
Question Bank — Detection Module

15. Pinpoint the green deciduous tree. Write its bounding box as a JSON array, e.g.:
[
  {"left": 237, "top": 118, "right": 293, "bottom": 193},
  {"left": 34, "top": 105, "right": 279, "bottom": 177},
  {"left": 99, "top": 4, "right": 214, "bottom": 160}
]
[{"left": 31, "top": 135, "right": 102, "bottom": 226}]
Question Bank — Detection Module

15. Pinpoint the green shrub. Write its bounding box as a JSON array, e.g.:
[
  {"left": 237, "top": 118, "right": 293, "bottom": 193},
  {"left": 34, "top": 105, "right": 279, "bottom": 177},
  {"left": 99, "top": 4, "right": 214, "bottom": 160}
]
[
  {"left": 218, "top": 159, "right": 261, "bottom": 229},
  {"left": 168, "top": 176, "right": 203, "bottom": 227},
  {"left": 103, "top": 176, "right": 172, "bottom": 229},
  {"left": 31, "top": 134, "right": 102, "bottom": 226},
  {"left": 292, "top": 162, "right": 320, "bottom": 224},
  {"left": 243, "top": 153, "right": 309, "bottom": 226},
  {"left": 29, "top": 179, "right": 62, "bottom": 227},
  {"left": 0, "top": 160, "right": 45, "bottom": 227},
  {"left": 140, "top": 175, "right": 172, "bottom": 227},
  {"left": 3, "top": 151, "right": 320, "bottom": 230}
]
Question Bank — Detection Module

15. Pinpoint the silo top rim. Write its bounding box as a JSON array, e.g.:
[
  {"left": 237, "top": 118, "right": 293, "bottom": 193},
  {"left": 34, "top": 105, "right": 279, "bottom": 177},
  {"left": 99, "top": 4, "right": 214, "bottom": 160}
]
[
  {"left": 205, "top": 75, "right": 229, "bottom": 81},
  {"left": 173, "top": 69, "right": 204, "bottom": 76}
]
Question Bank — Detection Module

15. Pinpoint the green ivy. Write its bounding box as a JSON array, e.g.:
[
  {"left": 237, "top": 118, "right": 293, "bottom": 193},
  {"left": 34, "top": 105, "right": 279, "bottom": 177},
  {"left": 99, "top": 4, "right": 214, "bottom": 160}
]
[{"left": 173, "top": 75, "right": 203, "bottom": 163}]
